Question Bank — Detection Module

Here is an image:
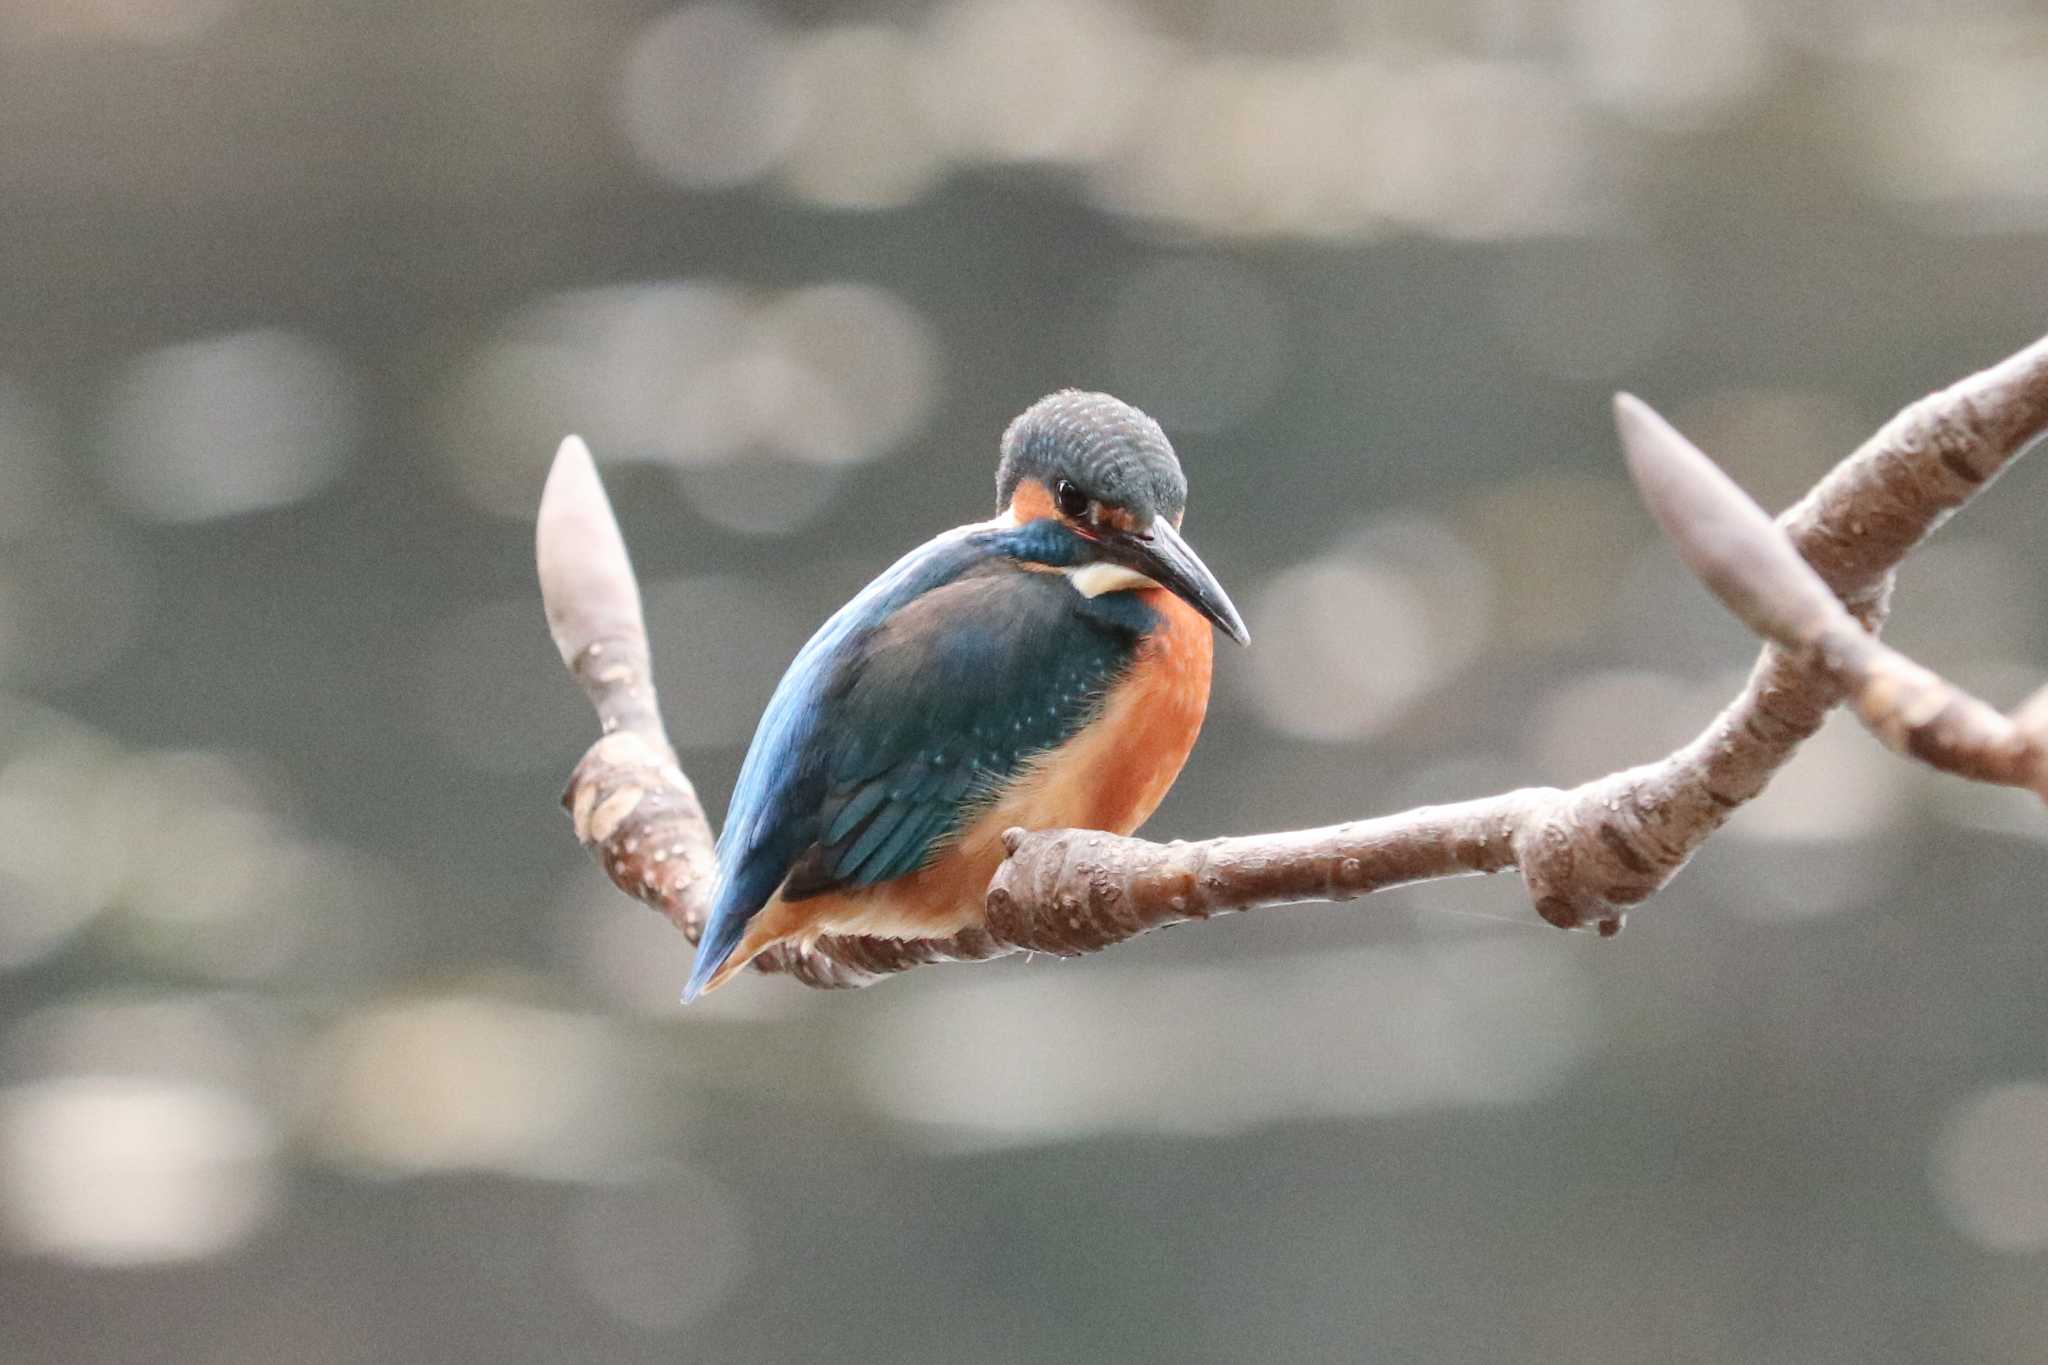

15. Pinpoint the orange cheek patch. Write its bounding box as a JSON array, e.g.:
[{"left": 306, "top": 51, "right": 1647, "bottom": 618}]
[{"left": 1009, "top": 478, "right": 1056, "bottom": 523}]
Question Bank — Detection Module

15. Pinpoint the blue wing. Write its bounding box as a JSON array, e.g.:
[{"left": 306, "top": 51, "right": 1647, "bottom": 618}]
[{"left": 686, "top": 523, "right": 1152, "bottom": 998}]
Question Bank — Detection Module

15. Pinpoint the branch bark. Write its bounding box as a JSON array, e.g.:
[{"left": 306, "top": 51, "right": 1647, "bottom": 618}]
[
  {"left": 1615, "top": 391, "right": 2048, "bottom": 800},
  {"left": 538, "top": 336, "right": 2048, "bottom": 992}
]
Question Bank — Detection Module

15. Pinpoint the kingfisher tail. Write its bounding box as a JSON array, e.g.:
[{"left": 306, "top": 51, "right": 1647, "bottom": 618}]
[{"left": 682, "top": 909, "right": 748, "bottom": 1004}]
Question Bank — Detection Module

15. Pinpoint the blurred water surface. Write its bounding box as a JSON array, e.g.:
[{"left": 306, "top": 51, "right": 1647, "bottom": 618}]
[{"left": 3, "top": 1, "right": 2048, "bottom": 1360}]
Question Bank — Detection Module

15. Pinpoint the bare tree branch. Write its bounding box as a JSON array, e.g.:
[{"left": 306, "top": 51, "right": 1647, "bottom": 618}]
[
  {"left": 539, "top": 336, "right": 2048, "bottom": 993},
  {"left": 1618, "top": 393, "right": 2048, "bottom": 800}
]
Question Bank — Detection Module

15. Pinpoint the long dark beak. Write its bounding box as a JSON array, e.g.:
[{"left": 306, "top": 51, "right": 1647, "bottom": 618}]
[{"left": 1110, "top": 519, "right": 1250, "bottom": 644}]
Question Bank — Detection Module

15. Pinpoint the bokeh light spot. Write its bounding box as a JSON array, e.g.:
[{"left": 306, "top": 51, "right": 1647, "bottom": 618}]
[
  {"left": 1240, "top": 517, "right": 1491, "bottom": 743},
  {"left": 1847, "top": 52, "right": 2048, "bottom": 228},
  {"left": 852, "top": 938, "right": 1596, "bottom": 1148},
  {"left": 0, "top": 1075, "right": 278, "bottom": 1265},
  {"left": 0, "top": 719, "right": 130, "bottom": 969},
  {"left": 1570, "top": 0, "right": 1772, "bottom": 132},
  {"left": 913, "top": 0, "right": 1162, "bottom": 165},
  {"left": 614, "top": 3, "right": 803, "bottom": 190},
  {"left": 746, "top": 283, "right": 939, "bottom": 465},
  {"left": 95, "top": 328, "right": 359, "bottom": 523},
  {"left": 308, "top": 992, "right": 650, "bottom": 1182},
  {"left": 673, "top": 457, "right": 845, "bottom": 537},
  {"left": 1243, "top": 557, "right": 1433, "bottom": 742},
  {"left": 780, "top": 26, "right": 944, "bottom": 210},
  {"left": 437, "top": 280, "right": 938, "bottom": 520}
]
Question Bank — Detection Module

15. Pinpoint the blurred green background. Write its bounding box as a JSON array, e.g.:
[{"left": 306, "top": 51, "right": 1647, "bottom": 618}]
[{"left": 4, "top": 0, "right": 2048, "bottom": 1360}]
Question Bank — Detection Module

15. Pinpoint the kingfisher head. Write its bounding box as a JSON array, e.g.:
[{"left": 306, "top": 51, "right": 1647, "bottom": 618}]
[{"left": 996, "top": 390, "right": 1248, "bottom": 644}]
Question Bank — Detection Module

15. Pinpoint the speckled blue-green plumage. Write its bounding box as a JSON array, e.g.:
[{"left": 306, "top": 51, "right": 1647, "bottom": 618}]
[{"left": 686, "top": 518, "right": 1159, "bottom": 999}]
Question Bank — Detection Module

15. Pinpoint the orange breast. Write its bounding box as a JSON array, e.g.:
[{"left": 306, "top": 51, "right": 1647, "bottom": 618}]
[
  {"left": 817, "top": 587, "right": 1211, "bottom": 937},
  {"left": 1049, "top": 585, "right": 1215, "bottom": 836},
  {"left": 709, "top": 589, "right": 1217, "bottom": 985}
]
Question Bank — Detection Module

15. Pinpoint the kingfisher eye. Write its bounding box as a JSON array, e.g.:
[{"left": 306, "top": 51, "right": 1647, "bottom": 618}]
[{"left": 1054, "top": 478, "right": 1090, "bottom": 519}]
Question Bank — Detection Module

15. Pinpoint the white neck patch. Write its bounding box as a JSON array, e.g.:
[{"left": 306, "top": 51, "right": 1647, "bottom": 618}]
[{"left": 1067, "top": 562, "right": 1157, "bottom": 598}]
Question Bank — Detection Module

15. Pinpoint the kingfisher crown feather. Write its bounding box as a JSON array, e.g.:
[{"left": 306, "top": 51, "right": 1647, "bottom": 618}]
[
  {"left": 683, "top": 390, "right": 1247, "bottom": 1001},
  {"left": 997, "top": 389, "right": 1188, "bottom": 523}
]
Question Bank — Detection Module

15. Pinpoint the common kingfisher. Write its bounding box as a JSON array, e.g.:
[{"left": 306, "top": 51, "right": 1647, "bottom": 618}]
[{"left": 684, "top": 391, "right": 1249, "bottom": 1000}]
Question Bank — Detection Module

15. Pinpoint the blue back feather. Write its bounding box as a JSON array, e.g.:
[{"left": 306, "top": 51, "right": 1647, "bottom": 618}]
[{"left": 685, "top": 519, "right": 1155, "bottom": 999}]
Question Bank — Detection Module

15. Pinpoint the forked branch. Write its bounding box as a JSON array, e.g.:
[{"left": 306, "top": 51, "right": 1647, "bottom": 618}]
[{"left": 539, "top": 335, "right": 2048, "bottom": 992}]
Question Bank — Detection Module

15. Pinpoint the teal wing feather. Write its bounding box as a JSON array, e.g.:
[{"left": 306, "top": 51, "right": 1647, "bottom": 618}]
[
  {"left": 782, "top": 567, "right": 1149, "bottom": 896},
  {"left": 687, "top": 519, "right": 1153, "bottom": 1000}
]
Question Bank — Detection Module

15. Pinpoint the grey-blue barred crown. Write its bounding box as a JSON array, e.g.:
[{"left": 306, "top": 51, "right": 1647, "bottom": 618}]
[{"left": 996, "top": 390, "right": 1188, "bottom": 523}]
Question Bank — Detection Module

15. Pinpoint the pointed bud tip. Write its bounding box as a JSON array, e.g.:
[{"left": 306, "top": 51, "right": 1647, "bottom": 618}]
[
  {"left": 540, "top": 435, "right": 602, "bottom": 522},
  {"left": 546, "top": 435, "right": 595, "bottom": 492}
]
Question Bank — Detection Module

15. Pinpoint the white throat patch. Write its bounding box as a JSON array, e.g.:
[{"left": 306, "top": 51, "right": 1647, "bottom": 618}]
[{"left": 1067, "top": 562, "right": 1157, "bottom": 598}]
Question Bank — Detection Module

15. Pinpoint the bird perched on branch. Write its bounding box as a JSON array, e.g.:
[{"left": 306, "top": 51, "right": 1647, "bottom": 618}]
[{"left": 685, "top": 391, "right": 1249, "bottom": 1000}]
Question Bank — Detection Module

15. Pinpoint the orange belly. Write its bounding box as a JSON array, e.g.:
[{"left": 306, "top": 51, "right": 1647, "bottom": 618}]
[{"left": 707, "top": 588, "right": 1215, "bottom": 988}]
